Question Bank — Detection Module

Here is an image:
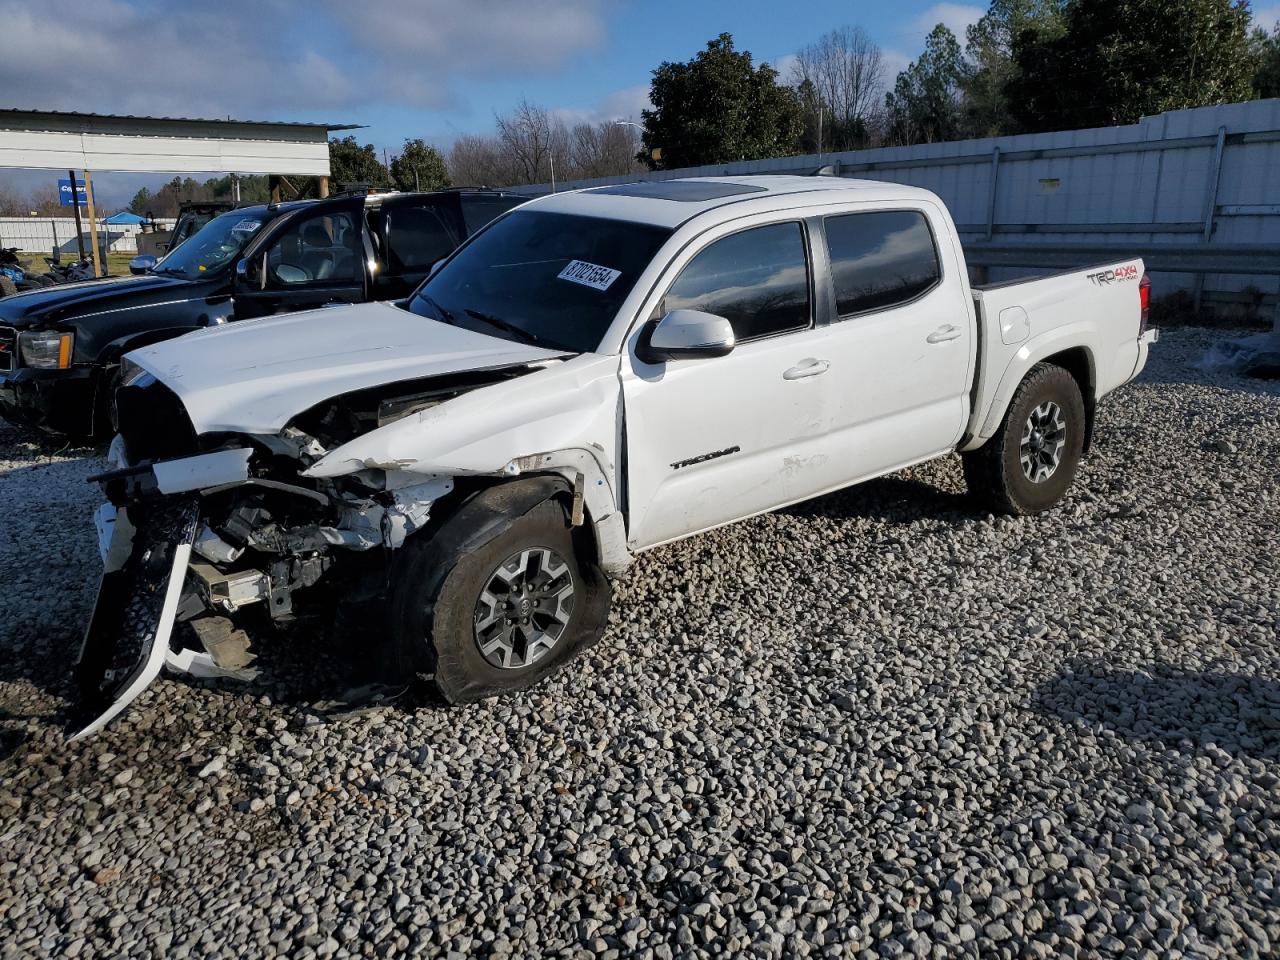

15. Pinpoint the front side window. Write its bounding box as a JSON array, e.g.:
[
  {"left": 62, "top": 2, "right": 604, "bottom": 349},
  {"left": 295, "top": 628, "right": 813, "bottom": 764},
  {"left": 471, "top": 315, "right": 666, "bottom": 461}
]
[
  {"left": 264, "top": 211, "right": 360, "bottom": 287},
  {"left": 824, "top": 210, "right": 941, "bottom": 317},
  {"left": 661, "top": 222, "right": 810, "bottom": 342},
  {"left": 385, "top": 203, "right": 460, "bottom": 272},
  {"left": 408, "top": 210, "right": 671, "bottom": 352}
]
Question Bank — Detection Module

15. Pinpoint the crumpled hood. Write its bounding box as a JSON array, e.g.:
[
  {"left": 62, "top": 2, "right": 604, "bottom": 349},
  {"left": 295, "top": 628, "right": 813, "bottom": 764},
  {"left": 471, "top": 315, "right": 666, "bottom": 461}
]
[{"left": 127, "top": 301, "right": 569, "bottom": 435}]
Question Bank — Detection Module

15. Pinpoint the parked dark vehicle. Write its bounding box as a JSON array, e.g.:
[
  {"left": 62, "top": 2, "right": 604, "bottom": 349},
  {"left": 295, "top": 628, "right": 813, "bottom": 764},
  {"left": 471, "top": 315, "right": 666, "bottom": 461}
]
[
  {"left": 130, "top": 201, "right": 236, "bottom": 274},
  {"left": 0, "top": 189, "right": 526, "bottom": 438}
]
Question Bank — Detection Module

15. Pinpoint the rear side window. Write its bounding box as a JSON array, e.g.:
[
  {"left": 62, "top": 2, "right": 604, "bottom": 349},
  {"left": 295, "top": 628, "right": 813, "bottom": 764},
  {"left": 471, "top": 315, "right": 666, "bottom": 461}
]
[
  {"left": 824, "top": 211, "right": 941, "bottom": 317},
  {"left": 662, "top": 222, "right": 810, "bottom": 342},
  {"left": 460, "top": 195, "right": 522, "bottom": 235},
  {"left": 385, "top": 203, "right": 461, "bottom": 272}
]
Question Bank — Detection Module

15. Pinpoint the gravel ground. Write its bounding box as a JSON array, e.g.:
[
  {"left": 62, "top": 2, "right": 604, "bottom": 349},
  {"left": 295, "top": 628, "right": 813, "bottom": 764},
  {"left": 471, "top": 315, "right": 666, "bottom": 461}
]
[{"left": 1, "top": 326, "right": 1278, "bottom": 960}]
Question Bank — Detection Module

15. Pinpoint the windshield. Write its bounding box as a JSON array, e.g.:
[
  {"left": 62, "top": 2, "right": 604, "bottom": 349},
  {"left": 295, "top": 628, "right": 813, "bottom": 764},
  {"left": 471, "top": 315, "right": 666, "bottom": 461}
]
[
  {"left": 152, "top": 211, "right": 269, "bottom": 279},
  {"left": 407, "top": 210, "right": 671, "bottom": 352}
]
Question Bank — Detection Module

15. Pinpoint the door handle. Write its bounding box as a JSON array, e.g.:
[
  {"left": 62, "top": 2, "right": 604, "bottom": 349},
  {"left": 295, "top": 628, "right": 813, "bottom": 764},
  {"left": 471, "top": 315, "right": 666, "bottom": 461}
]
[
  {"left": 927, "top": 324, "right": 961, "bottom": 344},
  {"left": 783, "top": 358, "right": 830, "bottom": 380}
]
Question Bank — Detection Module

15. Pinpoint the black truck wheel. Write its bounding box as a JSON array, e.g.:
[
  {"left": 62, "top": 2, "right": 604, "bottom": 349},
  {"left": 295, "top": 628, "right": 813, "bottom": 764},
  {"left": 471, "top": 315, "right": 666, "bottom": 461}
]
[
  {"left": 962, "top": 362, "right": 1086, "bottom": 516},
  {"left": 389, "top": 485, "right": 610, "bottom": 704}
]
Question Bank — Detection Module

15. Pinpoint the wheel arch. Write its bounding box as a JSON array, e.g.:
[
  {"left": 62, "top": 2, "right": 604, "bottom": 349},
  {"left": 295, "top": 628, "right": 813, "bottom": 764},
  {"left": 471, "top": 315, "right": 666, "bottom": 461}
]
[{"left": 1039, "top": 346, "right": 1097, "bottom": 452}]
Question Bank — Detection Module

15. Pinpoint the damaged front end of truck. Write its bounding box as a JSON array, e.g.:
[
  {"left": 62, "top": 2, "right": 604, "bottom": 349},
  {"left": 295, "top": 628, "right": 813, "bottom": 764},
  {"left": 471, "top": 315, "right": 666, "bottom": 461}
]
[{"left": 70, "top": 336, "right": 624, "bottom": 740}]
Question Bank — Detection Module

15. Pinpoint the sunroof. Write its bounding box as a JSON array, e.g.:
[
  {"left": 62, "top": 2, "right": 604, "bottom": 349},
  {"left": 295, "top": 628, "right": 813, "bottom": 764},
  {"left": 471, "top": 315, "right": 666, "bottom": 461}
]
[{"left": 588, "top": 180, "right": 768, "bottom": 202}]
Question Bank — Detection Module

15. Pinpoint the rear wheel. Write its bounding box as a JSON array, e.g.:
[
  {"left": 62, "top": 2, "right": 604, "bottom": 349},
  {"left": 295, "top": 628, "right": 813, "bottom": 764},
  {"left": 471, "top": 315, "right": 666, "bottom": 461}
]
[
  {"left": 389, "top": 495, "right": 610, "bottom": 703},
  {"left": 962, "top": 362, "right": 1086, "bottom": 515}
]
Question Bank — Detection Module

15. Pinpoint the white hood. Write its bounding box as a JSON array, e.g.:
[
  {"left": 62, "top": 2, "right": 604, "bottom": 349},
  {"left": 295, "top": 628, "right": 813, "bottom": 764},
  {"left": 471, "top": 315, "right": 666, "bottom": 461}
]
[{"left": 127, "top": 302, "right": 567, "bottom": 434}]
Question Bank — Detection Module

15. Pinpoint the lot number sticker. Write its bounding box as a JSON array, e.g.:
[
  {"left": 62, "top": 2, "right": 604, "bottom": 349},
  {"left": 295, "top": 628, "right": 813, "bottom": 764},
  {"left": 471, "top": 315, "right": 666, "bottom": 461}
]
[{"left": 558, "top": 259, "right": 621, "bottom": 291}]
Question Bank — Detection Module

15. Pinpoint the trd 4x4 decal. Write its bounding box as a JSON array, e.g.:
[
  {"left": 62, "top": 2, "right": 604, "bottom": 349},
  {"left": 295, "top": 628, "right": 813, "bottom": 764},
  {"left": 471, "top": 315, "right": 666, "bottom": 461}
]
[{"left": 1086, "top": 265, "right": 1139, "bottom": 286}]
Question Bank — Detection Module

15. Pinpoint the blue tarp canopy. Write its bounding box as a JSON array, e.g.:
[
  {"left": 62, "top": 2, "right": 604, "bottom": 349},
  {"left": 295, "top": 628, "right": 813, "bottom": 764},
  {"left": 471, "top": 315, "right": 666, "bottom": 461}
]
[{"left": 102, "top": 211, "right": 146, "bottom": 225}]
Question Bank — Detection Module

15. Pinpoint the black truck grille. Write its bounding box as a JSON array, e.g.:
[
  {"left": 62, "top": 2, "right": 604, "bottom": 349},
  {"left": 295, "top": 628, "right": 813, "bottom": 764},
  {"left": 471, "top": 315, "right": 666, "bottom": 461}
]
[
  {"left": 0, "top": 326, "right": 15, "bottom": 372},
  {"left": 116, "top": 377, "right": 198, "bottom": 463}
]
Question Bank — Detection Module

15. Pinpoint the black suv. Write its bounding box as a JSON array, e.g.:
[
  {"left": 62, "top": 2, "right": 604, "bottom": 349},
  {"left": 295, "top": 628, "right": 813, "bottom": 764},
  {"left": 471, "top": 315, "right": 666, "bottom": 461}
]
[{"left": 0, "top": 189, "right": 524, "bottom": 438}]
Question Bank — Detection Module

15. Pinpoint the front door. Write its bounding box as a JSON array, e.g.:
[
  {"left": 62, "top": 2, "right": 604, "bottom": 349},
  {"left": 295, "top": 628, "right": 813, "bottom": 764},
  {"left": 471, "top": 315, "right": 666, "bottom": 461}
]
[
  {"left": 234, "top": 200, "right": 367, "bottom": 319},
  {"left": 621, "top": 220, "right": 833, "bottom": 550}
]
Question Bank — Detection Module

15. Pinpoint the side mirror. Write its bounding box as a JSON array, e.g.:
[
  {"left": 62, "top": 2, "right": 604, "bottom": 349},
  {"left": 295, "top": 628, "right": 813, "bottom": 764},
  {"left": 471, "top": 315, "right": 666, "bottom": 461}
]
[
  {"left": 129, "top": 254, "right": 157, "bottom": 275},
  {"left": 427, "top": 259, "right": 445, "bottom": 278},
  {"left": 235, "top": 256, "right": 264, "bottom": 290},
  {"left": 636, "top": 309, "right": 735, "bottom": 364}
]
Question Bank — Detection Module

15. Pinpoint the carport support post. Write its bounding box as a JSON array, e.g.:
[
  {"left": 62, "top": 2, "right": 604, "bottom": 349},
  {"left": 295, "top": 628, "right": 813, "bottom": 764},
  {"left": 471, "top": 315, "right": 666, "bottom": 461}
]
[
  {"left": 68, "top": 168, "right": 86, "bottom": 262},
  {"left": 83, "top": 170, "right": 103, "bottom": 278},
  {"left": 269, "top": 175, "right": 282, "bottom": 204},
  {"left": 318, "top": 176, "right": 329, "bottom": 198}
]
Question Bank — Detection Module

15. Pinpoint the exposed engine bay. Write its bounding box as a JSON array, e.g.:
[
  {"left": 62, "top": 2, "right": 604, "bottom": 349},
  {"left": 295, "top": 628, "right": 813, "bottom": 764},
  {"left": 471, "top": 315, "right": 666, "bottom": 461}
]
[{"left": 72, "top": 362, "right": 553, "bottom": 740}]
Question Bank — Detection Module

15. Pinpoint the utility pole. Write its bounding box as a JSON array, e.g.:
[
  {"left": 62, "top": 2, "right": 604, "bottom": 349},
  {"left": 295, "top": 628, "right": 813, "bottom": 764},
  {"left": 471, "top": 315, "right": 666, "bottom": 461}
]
[
  {"left": 67, "top": 168, "right": 85, "bottom": 262},
  {"left": 84, "top": 169, "right": 103, "bottom": 278}
]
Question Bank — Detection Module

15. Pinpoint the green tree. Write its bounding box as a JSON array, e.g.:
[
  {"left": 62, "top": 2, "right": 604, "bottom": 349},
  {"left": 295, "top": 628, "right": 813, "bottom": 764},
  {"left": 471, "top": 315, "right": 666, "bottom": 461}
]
[
  {"left": 961, "top": 0, "right": 1067, "bottom": 137},
  {"left": 1008, "top": 0, "right": 1256, "bottom": 132},
  {"left": 640, "top": 33, "right": 803, "bottom": 170},
  {"left": 328, "top": 135, "right": 391, "bottom": 188},
  {"left": 1253, "top": 23, "right": 1280, "bottom": 99},
  {"left": 390, "top": 138, "right": 451, "bottom": 192},
  {"left": 884, "top": 25, "right": 966, "bottom": 145},
  {"left": 128, "top": 187, "right": 154, "bottom": 216}
]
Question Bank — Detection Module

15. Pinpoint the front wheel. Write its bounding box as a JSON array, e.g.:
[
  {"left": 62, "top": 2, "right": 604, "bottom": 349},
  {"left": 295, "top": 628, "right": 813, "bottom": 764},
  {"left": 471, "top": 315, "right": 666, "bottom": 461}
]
[
  {"left": 962, "top": 362, "right": 1086, "bottom": 515},
  {"left": 389, "top": 495, "right": 610, "bottom": 703}
]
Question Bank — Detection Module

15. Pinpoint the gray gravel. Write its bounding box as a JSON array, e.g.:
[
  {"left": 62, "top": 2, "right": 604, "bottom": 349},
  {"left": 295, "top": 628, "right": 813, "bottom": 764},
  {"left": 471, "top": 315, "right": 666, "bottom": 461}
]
[{"left": 1, "top": 326, "right": 1278, "bottom": 959}]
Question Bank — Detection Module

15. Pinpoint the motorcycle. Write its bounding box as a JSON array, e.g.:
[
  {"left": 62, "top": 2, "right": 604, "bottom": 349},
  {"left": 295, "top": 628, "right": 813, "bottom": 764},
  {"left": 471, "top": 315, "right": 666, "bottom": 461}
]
[
  {"left": 41, "top": 255, "right": 100, "bottom": 284},
  {"left": 0, "top": 247, "right": 55, "bottom": 298}
]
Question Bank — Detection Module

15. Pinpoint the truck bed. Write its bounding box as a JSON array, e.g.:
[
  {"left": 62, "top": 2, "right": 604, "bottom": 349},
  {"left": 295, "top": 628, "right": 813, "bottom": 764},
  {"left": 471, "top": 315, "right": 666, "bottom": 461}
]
[{"left": 963, "top": 258, "right": 1151, "bottom": 449}]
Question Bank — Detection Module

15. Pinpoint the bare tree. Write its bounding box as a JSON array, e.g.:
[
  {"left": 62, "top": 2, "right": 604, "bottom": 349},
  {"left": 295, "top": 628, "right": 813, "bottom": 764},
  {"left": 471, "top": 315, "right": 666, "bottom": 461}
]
[
  {"left": 448, "top": 133, "right": 518, "bottom": 187},
  {"left": 569, "top": 121, "right": 643, "bottom": 179},
  {"left": 790, "top": 26, "right": 885, "bottom": 152},
  {"left": 493, "top": 100, "right": 574, "bottom": 185}
]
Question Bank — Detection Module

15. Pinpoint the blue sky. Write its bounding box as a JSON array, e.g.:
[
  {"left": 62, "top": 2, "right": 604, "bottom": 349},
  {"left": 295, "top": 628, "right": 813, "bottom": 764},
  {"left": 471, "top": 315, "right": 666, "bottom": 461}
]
[{"left": 3, "top": 0, "right": 1278, "bottom": 207}]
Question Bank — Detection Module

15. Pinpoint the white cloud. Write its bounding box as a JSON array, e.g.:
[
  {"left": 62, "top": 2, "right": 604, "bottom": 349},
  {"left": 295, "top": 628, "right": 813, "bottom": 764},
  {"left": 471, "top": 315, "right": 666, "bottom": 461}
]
[
  {"left": 1255, "top": 4, "right": 1280, "bottom": 28},
  {"left": 0, "top": 0, "right": 610, "bottom": 118},
  {"left": 551, "top": 83, "right": 651, "bottom": 128},
  {"left": 910, "top": 2, "right": 985, "bottom": 43},
  {"left": 770, "top": 53, "right": 800, "bottom": 82}
]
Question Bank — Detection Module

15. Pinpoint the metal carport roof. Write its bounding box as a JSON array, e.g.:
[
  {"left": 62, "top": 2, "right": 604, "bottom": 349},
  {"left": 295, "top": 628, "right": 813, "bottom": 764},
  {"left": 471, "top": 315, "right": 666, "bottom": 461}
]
[{"left": 0, "top": 109, "right": 362, "bottom": 176}]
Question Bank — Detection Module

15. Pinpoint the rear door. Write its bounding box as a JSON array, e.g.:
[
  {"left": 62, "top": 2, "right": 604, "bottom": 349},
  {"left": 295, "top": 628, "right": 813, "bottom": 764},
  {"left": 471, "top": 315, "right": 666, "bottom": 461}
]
[
  {"left": 375, "top": 195, "right": 465, "bottom": 300},
  {"left": 233, "top": 199, "right": 367, "bottom": 319},
  {"left": 813, "top": 204, "right": 973, "bottom": 482}
]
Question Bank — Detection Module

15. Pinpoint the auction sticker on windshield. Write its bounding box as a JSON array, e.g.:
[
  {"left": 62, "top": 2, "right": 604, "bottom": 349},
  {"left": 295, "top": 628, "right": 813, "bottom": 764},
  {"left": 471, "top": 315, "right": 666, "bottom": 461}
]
[
  {"left": 557, "top": 260, "right": 621, "bottom": 291},
  {"left": 231, "top": 219, "right": 262, "bottom": 234}
]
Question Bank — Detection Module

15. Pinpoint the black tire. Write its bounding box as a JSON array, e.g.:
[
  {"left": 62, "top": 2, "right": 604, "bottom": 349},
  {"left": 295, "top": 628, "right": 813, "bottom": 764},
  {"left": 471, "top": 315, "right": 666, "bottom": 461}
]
[
  {"left": 962, "top": 362, "right": 1086, "bottom": 516},
  {"left": 389, "top": 494, "right": 610, "bottom": 704}
]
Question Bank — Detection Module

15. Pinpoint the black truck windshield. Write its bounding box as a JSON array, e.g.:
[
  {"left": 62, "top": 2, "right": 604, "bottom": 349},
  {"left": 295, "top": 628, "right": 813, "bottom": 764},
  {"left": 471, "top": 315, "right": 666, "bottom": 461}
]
[
  {"left": 152, "top": 211, "right": 269, "bottom": 279},
  {"left": 407, "top": 210, "right": 671, "bottom": 352}
]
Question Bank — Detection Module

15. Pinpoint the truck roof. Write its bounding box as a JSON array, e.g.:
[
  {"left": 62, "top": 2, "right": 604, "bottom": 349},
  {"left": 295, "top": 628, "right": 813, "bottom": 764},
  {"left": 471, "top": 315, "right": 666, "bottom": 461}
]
[{"left": 522, "top": 175, "right": 939, "bottom": 229}]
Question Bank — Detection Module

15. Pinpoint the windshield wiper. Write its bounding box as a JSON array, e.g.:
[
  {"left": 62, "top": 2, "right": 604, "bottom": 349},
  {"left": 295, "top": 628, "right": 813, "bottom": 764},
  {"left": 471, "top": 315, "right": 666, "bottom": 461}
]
[
  {"left": 419, "top": 294, "right": 457, "bottom": 326},
  {"left": 463, "top": 309, "right": 548, "bottom": 347}
]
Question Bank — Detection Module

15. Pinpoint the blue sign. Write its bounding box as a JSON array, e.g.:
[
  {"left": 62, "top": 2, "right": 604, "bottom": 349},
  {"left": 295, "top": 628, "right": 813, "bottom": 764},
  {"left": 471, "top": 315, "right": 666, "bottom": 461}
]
[{"left": 58, "top": 179, "right": 88, "bottom": 207}]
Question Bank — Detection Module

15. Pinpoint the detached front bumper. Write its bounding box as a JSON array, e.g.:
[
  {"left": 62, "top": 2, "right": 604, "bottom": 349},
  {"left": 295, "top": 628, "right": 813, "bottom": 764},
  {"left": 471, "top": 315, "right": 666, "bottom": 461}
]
[
  {"left": 0, "top": 365, "right": 99, "bottom": 437},
  {"left": 70, "top": 497, "right": 199, "bottom": 740}
]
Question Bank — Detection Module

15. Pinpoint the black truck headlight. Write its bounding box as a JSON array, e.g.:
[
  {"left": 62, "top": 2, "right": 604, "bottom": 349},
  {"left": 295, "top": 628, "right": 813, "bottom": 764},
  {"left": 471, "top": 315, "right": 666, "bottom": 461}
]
[{"left": 19, "top": 330, "right": 73, "bottom": 369}]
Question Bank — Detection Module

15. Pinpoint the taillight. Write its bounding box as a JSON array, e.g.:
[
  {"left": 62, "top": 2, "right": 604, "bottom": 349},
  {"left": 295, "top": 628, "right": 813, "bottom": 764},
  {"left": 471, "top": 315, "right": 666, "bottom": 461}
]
[{"left": 1138, "top": 272, "right": 1151, "bottom": 334}]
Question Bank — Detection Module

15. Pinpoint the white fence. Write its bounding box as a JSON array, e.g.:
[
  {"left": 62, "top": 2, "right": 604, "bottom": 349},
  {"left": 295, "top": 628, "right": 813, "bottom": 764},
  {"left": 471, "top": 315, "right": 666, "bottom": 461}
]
[
  {"left": 0, "top": 217, "right": 176, "bottom": 255},
  {"left": 510, "top": 99, "right": 1280, "bottom": 316}
]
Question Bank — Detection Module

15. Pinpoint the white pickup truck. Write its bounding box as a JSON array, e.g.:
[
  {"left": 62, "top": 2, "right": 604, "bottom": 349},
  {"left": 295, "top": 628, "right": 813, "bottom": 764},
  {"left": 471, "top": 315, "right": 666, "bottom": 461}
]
[{"left": 73, "top": 176, "right": 1156, "bottom": 738}]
